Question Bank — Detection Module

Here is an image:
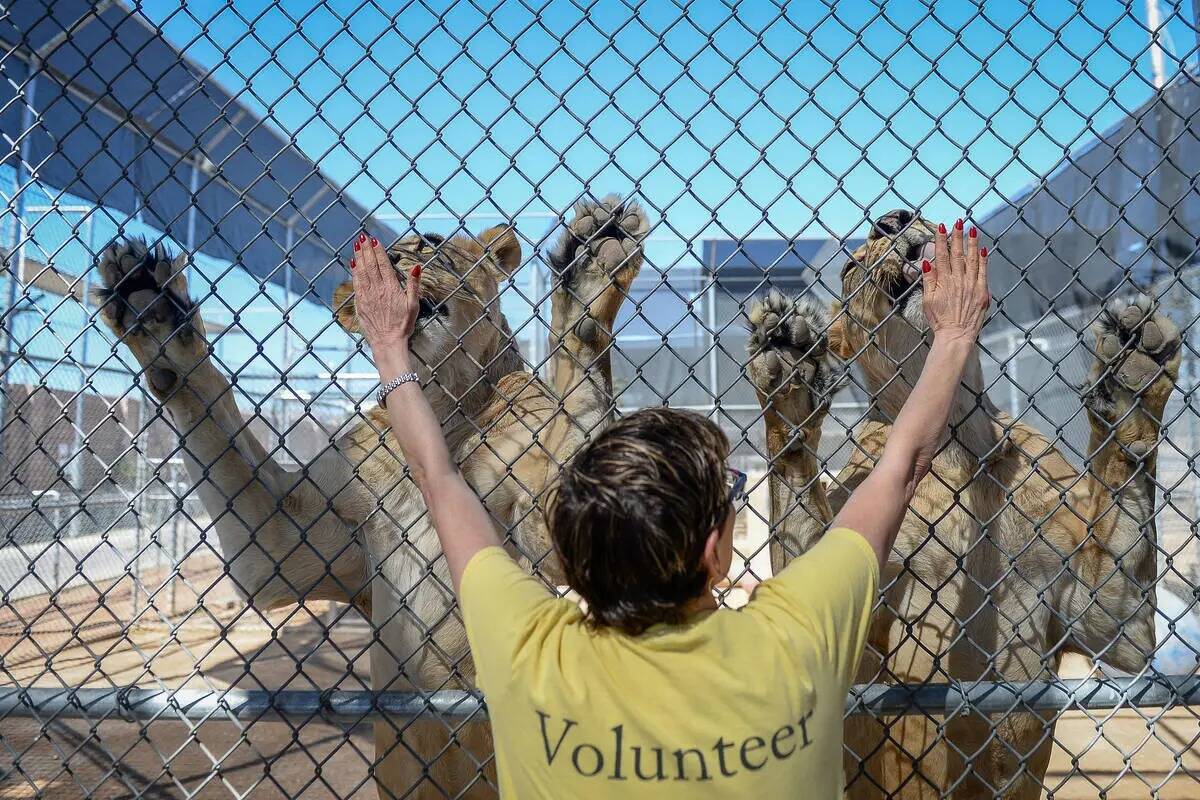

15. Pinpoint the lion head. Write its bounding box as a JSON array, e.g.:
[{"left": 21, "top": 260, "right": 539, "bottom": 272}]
[
  {"left": 831, "top": 210, "right": 940, "bottom": 386},
  {"left": 833, "top": 209, "right": 999, "bottom": 438},
  {"left": 840, "top": 209, "right": 939, "bottom": 335},
  {"left": 333, "top": 226, "right": 525, "bottom": 407}
]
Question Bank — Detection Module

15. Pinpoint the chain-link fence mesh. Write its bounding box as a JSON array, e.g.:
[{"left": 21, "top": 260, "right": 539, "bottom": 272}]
[{"left": 2, "top": 1, "right": 1199, "bottom": 797}]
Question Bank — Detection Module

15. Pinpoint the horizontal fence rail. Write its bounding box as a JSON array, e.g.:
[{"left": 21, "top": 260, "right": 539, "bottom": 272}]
[{"left": 7, "top": 678, "right": 1200, "bottom": 726}]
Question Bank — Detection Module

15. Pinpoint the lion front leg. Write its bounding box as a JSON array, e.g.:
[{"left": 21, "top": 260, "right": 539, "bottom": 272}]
[
  {"left": 461, "top": 196, "right": 648, "bottom": 579},
  {"left": 744, "top": 290, "right": 847, "bottom": 574},
  {"left": 94, "top": 238, "right": 368, "bottom": 611},
  {"left": 1059, "top": 294, "right": 1182, "bottom": 671},
  {"left": 370, "top": 535, "right": 497, "bottom": 799},
  {"left": 374, "top": 720, "right": 495, "bottom": 800},
  {"left": 544, "top": 194, "right": 648, "bottom": 423}
]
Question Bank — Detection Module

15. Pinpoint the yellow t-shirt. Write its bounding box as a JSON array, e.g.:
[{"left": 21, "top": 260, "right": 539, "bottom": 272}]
[{"left": 460, "top": 527, "right": 878, "bottom": 799}]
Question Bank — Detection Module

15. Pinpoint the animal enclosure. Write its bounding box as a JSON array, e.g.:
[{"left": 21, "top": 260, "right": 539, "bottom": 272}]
[{"left": 2, "top": 1, "right": 1199, "bottom": 798}]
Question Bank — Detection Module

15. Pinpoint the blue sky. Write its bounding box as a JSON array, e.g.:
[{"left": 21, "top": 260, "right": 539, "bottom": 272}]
[
  {"left": 18, "top": 1, "right": 1191, "bottom": 400},
  {"left": 139, "top": 0, "right": 1198, "bottom": 255},
  {"left": 52, "top": 0, "right": 1180, "bottom": 391}
]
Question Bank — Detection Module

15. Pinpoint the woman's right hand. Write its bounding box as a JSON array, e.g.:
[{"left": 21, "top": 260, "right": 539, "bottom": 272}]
[{"left": 921, "top": 219, "right": 991, "bottom": 344}]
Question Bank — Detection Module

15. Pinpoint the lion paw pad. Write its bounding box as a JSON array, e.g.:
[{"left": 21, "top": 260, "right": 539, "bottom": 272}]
[
  {"left": 1093, "top": 294, "right": 1181, "bottom": 393},
  {"left": 745, "top": 290, "right": 845, "bottom": 402},
  {"left": 549, "top": 194, "right": 648, "bottom": 282}
]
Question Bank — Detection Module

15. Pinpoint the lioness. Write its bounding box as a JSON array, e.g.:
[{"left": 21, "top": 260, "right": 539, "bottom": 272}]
[
  {"left": 93, "top": 196, "right": 648, "bottom": 798},
  {"left": 744, "top": 210, "right": 1181, "bottom": 798}
]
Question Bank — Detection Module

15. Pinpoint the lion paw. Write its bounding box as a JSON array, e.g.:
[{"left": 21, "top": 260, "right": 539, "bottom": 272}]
[
  {"left": 550, "top": 194, "right": 648, "bottom": 282},
  {"left": 1084, "top": 294, "right": 1181, "bottom": 422},
  {"left": 745, "top": 290, "right": 845, "bottom": 427},
  {"left": 93, "top": 238, "right": 207, "bottom": 395},
  {"left": 548, "top": 194, "right": 647, "bottom": 336}
]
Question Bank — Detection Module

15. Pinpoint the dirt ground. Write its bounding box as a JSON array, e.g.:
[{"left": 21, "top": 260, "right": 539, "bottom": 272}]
[
  {"left": 1042, "top": 653, "right": 1200, "bottom": 798},
  {"left": 0, "top": 561, "right": 380, "bottom": 799},
  {"left": 1, "top": 563, "right": 1198, "bottom": 799}
]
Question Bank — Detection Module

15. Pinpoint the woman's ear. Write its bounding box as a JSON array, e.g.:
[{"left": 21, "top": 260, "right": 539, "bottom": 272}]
[
  {"left": 701, "top": 526, "right": 724, "bottom": 586},
  {"left": 472, "top": 225, "right": 522, "bottom": 276},
  {"left": 332, "top": 281, "right": 360, "bottom": 333}
]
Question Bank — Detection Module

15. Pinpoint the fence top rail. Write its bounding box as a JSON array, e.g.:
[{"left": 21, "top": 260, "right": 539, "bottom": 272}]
[{"left": 4, "top": 677, "right": 1199, "bottom": 726}]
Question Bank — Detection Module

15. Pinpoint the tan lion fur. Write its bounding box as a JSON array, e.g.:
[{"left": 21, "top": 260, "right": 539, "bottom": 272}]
[{"left": 745, "top": 210, "right": 1181, "bottom": 798}]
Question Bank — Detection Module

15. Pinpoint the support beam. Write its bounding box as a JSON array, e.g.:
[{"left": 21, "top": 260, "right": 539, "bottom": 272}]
[{"left": 4, "top": 676, "right": 1200, "bottom": 725}]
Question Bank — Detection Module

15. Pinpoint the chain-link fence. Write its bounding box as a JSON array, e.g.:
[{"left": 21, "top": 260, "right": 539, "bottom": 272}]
[{"left": 2, "top": 1, "right": 1199, "bottom": 798}]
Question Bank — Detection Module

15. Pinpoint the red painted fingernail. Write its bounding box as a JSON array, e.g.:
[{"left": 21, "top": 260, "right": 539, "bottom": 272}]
[
  {"left": 359, "top": 232, "right": 367, "bottom": 243},
  {"left": 350, "top": 258, "right": 356, "bottom": 269},
  {"left": 969, "top": 226, "right": 977, "bottom": 238},
  {"left": 354, "top": 240, "right": 360, "bottom": 252},
  {"left": 410, "top": 265, "right": 421, "bottom": 279},
  {"left": 922, "top": 260, "right": 931, "bottom": 273},
  {"left": 938, "top": 223, "right": 946, "bottom": 234},
  {"left": 955, "top": 219, "right": 963, "bottom": 230},
  {"left": 980, "top": 247, "right": 988, "bottom": 257},
  {"left": 371, "top": 237, "right": 378, "bottom": 247}
]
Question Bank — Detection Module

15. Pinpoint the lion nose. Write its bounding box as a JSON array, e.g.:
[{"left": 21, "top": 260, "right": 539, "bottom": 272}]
[{"left": 872, "top": 209, "right": 915, "bottom": 238}]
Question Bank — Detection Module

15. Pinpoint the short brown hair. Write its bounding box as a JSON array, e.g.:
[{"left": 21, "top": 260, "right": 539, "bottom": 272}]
[{"left": 549, "top": 407, "right": 730, "bottom": 635}]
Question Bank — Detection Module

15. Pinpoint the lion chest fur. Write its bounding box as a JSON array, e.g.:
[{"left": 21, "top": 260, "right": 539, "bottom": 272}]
[{"left": 333, "top": 380, "right": 566, "bottom": 689}]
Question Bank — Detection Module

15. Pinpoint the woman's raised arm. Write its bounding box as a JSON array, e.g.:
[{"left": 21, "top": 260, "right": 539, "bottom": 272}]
[
  {"left": 351, "top": 233, "right": 502, "bottom": 592},
  {"left": 833, "top": 220, "right": 992, "bottom": 569}
]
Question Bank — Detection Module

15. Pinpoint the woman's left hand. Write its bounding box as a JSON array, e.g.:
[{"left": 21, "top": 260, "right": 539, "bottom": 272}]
[{"left": 351, "top": 232, "right": 421, "bottom": 354}]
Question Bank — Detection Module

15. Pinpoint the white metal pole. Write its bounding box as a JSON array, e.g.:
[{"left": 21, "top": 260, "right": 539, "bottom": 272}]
[
  {"left": 1191, "top": 289, "right": 1200, "bottom": 518},
  {"left": 530, "top": 256, "right": 543, "bottom": 375},
  {"left": 283, "top": 222, "right": 294, "bottom": 367},
  {"left": 279, "top": 222, "right": 294, "bottom": 455},
  {"left": 68, "top": 216, "right": 96, "bottom": 536},
  {"left": 1008, "top": 331, "right": 1021, "bottom": 417},
  {"left": 706, "top": 268, "right": 719, "bottom": 420},
  {"left": 1145, "top": 0, "right": 1167, "bottom": 89}
]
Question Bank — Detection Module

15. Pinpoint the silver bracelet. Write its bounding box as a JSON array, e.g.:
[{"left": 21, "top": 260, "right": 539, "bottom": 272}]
[{"left": 378, "top": 371, "right": 420, "bottom": 408}]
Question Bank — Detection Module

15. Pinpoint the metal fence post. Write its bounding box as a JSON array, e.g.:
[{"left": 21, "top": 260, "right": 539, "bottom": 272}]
[
  {"left": 280, "top": 221, "right": 295, "bottom": 454},
  {"left": 169, "top": 490, "right": 181, "bottom": 617},
  {"left": 0, "top": 67, "right": 37, "bottom": 468},
  {"left": 67, "top": 215, "right": 96, "bottom": 539},
  {"left": 1007, "top": 330, "right": 1021, "bottom": 417},
  {"left": 706, "top": 267, "right": 719, "bottom": 419},
  {"left": 51, "top": 501, "right": 62, "bottom": 590},
  {"left": 1191, "top": 289, "right": 1200, "bottom": 519},
  {"left": 529, "top": 254, "right": 544, "bottom": 374},
  {"left": 129, "top": 201, "right": 146, "bottom": 620}
]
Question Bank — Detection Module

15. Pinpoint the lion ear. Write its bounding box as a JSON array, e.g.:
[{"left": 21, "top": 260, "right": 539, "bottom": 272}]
[
  {"left": 827, "top": 301, "right": 853, "bottom": 360},
  {"left": 472, "top": 225, "right": 522, "bottom": 276},
  {"left": 332, "top": 281, "right": 359, "bottom": 333}
]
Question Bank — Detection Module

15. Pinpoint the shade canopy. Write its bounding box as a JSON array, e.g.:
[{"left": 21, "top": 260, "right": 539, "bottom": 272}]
[
  {"left": 0, "top": 0, "right": 396, "bottom": 301},
  {"left": 978, "top": 71, "right": 1200, "bottom": 325},
  {"left": 703, "top": 237, "right": 867, "bottom": 297}
]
